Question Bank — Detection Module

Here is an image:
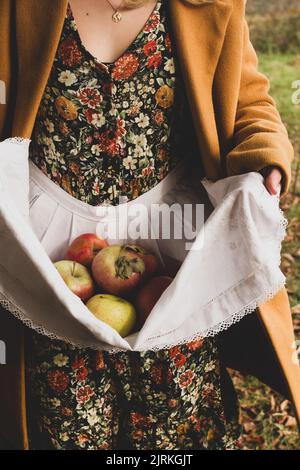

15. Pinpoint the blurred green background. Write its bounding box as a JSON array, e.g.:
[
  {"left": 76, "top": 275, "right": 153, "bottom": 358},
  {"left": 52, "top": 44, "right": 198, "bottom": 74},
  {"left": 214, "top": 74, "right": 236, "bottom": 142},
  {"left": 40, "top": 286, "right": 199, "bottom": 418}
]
[{"left": 231, "top": 0, "right": 300, "bottom": 450}]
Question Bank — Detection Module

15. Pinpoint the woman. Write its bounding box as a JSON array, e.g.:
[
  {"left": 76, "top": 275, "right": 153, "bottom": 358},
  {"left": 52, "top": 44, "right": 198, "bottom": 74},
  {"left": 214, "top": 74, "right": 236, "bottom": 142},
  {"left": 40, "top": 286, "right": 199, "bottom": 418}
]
[{"left": 0, "top": 0, "right": 299, "bottom": 450}]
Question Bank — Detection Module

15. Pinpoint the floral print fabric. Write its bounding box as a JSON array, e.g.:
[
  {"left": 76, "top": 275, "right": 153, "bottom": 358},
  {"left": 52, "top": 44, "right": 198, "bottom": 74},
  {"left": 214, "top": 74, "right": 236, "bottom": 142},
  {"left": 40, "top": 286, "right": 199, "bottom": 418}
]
[
  {"left": 26, "top": 0, "right": 242, "bottom": 450},
  {"left": 26, "top": 333, "right": 242, "bottom": 450},
  {"left": 29, "top": 0, "right": 192, "bottom": 206}
]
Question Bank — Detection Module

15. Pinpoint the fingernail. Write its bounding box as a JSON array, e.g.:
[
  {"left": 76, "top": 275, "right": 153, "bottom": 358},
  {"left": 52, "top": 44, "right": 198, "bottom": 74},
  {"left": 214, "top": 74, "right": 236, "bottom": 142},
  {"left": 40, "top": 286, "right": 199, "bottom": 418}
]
[{"left": 270, "top": 186, "right": 278, "bottom": 196}]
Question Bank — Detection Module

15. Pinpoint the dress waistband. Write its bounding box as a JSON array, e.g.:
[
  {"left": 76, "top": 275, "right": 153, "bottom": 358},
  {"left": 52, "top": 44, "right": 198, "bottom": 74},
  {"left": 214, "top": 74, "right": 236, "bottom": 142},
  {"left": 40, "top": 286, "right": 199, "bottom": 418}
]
[{"left": 29, "top": 160, "right": 189, "bottom": 220}]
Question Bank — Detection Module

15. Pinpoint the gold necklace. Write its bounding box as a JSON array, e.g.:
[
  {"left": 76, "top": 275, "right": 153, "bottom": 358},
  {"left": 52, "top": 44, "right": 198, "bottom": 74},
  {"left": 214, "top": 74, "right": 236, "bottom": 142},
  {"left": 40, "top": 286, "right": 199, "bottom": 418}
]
[{"left": 105, "top": 0, "right": 124, "bottom": 23}]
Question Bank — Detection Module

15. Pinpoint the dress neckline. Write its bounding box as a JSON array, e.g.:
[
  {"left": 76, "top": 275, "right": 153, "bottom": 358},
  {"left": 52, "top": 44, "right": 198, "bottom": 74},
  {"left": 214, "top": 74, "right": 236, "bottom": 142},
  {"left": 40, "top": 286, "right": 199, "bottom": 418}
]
[{"left": 67, "top": 1, "right": 162, "bottom": 70}]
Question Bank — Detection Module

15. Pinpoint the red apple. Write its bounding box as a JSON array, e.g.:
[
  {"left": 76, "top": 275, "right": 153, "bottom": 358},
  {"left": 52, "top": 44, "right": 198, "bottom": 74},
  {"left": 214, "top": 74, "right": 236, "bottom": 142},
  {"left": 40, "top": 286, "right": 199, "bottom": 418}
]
[
  {"left": 160, "top": 255, "right": 182, "bottom": 278},
  {"left": 135, "top": 276, "right": 173, "bottom": 328},
  {"left": 122, "top": 244, "right": 159, "bottom": 279},
  {"left": 92, "top": 245, "right": 145, "bottom": 296},
  {"left": 66, "top": 233, "right": 108, "bottom": 267},
  {"left": 54, "top": 260, "right": 95, "bottom": 302}
]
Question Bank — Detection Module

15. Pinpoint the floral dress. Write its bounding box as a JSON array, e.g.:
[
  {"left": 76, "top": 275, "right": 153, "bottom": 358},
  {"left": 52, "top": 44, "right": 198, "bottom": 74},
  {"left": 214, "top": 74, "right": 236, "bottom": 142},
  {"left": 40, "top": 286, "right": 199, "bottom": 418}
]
[
  {"left": 29, "top": 0, "right": 203, "bottom": 206},
  {"left": 26, "top": 0, "right": 242, "bottom": 450}
]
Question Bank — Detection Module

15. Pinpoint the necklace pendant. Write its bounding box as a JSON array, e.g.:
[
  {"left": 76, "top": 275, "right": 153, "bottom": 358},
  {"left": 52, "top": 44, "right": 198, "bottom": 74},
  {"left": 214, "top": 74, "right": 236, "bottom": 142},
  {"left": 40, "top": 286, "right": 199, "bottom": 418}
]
[{"left": 112, "top": 10, "right": 122, "bottom": 22}]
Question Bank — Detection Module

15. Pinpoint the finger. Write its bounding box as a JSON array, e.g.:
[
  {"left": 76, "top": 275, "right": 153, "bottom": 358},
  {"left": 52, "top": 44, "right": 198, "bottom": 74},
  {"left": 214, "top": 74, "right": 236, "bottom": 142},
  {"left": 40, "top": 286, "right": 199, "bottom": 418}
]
[{"left": 265, "top": 171, "right": 282, "bottom": 196}]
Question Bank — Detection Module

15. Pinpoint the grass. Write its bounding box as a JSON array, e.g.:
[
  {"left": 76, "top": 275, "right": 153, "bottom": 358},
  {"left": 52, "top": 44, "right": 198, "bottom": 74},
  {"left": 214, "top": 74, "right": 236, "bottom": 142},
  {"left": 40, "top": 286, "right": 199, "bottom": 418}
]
[
  {"left": 259, "top": 54, "right": 300, "bottom": 138},
  {"left": 231, "top": 53, "right": 300, "bottom": 450},
  {"left": 246, "top": 0, "right": 300, "bottom": 15}
]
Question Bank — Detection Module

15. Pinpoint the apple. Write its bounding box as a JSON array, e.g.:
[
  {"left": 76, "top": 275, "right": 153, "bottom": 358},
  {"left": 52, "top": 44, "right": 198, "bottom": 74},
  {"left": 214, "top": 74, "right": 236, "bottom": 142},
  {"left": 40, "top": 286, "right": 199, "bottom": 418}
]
[
  {"left": 54, "top": 260, "right": 94, "bottom": 302},
  {"left": 160, "top": 255, "right": 182, "bottom": 278},
  {"left": 92, "top": 245, "right": 145, "bottom": 296},
  {"left": 66, "top": 233, "right": 108, "bottom": 267},
  {"left": 135, "top": 276, "right": 173, "bottom": 328},
  {"left": 86, "top": 294, "right": 137, "bottom": 337},
  {"left": 122, "top": 244, "right": 159, "bottom": 279}
]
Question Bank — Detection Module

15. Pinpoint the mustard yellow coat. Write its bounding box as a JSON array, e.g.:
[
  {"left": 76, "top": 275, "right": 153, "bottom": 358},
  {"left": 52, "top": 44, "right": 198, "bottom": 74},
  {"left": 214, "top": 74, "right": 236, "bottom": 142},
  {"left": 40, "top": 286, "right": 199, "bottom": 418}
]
[{"left": 0, "top": 0, "right": 299, "bottom": 449}]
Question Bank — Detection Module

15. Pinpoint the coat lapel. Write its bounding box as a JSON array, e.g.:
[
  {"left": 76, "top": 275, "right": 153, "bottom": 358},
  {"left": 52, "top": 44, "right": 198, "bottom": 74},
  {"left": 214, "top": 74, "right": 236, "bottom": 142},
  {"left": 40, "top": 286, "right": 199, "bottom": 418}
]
[
  {"left": 13, "top": 0, "right": 233, "bottom": 181},
  {"left": 12, "top": 0, "right": 69, "bottom": 138}
]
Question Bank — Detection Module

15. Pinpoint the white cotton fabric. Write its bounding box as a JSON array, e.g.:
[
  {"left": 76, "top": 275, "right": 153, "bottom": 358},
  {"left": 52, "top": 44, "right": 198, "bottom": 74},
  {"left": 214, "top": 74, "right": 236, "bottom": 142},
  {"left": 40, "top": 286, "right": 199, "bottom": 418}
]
[{"left": 0, "top": 138, "right": 288, "bottom": 352}]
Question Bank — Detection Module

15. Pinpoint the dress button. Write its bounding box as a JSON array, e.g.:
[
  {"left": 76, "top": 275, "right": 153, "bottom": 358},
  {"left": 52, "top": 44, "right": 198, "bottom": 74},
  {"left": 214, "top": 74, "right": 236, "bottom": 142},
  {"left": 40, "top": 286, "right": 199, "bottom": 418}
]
[{"left": 95, "top": 62, "right": 110, "bottom": 75}]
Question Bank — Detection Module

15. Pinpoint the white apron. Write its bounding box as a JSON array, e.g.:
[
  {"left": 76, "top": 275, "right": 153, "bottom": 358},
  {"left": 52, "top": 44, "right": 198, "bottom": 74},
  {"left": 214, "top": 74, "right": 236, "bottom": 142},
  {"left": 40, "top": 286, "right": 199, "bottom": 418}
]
[{"left": 0, "top": 138, "right": 287, "bottom": 352}]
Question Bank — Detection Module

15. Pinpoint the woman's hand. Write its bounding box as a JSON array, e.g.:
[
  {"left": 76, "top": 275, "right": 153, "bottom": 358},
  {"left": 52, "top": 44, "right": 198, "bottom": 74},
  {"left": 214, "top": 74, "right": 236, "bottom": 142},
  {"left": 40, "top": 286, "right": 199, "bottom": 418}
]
[{"left": 260, "top": 166, "right": 283, "bottom": 196}]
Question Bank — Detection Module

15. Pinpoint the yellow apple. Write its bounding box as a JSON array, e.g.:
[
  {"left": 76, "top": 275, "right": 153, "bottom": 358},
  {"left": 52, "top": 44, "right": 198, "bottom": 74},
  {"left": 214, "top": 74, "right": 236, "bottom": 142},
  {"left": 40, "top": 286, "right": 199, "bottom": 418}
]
[{"left": 86, "top": 294, "right": 137, "bottom": 337}]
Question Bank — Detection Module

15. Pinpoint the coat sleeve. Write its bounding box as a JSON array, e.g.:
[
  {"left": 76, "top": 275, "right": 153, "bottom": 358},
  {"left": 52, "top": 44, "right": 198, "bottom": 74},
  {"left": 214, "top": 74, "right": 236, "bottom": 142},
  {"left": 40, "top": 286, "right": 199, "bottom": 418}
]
[{"left": 225, "top": 16, "right": 294, "bottom": 196}]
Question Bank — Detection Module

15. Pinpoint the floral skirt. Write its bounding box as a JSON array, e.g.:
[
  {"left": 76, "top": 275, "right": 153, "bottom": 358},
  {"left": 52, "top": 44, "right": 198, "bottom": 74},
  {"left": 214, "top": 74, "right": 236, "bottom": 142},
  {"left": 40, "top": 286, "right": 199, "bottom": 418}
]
[{"left": 25, "top": 330, "right": 242, "bottom": 450}]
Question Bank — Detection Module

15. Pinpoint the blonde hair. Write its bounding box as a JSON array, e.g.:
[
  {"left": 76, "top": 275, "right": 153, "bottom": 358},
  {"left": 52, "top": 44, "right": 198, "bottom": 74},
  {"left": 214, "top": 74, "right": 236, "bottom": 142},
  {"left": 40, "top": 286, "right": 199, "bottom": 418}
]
[{"left": 123, "top": 0, "right": 205, "bottom": 8}]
